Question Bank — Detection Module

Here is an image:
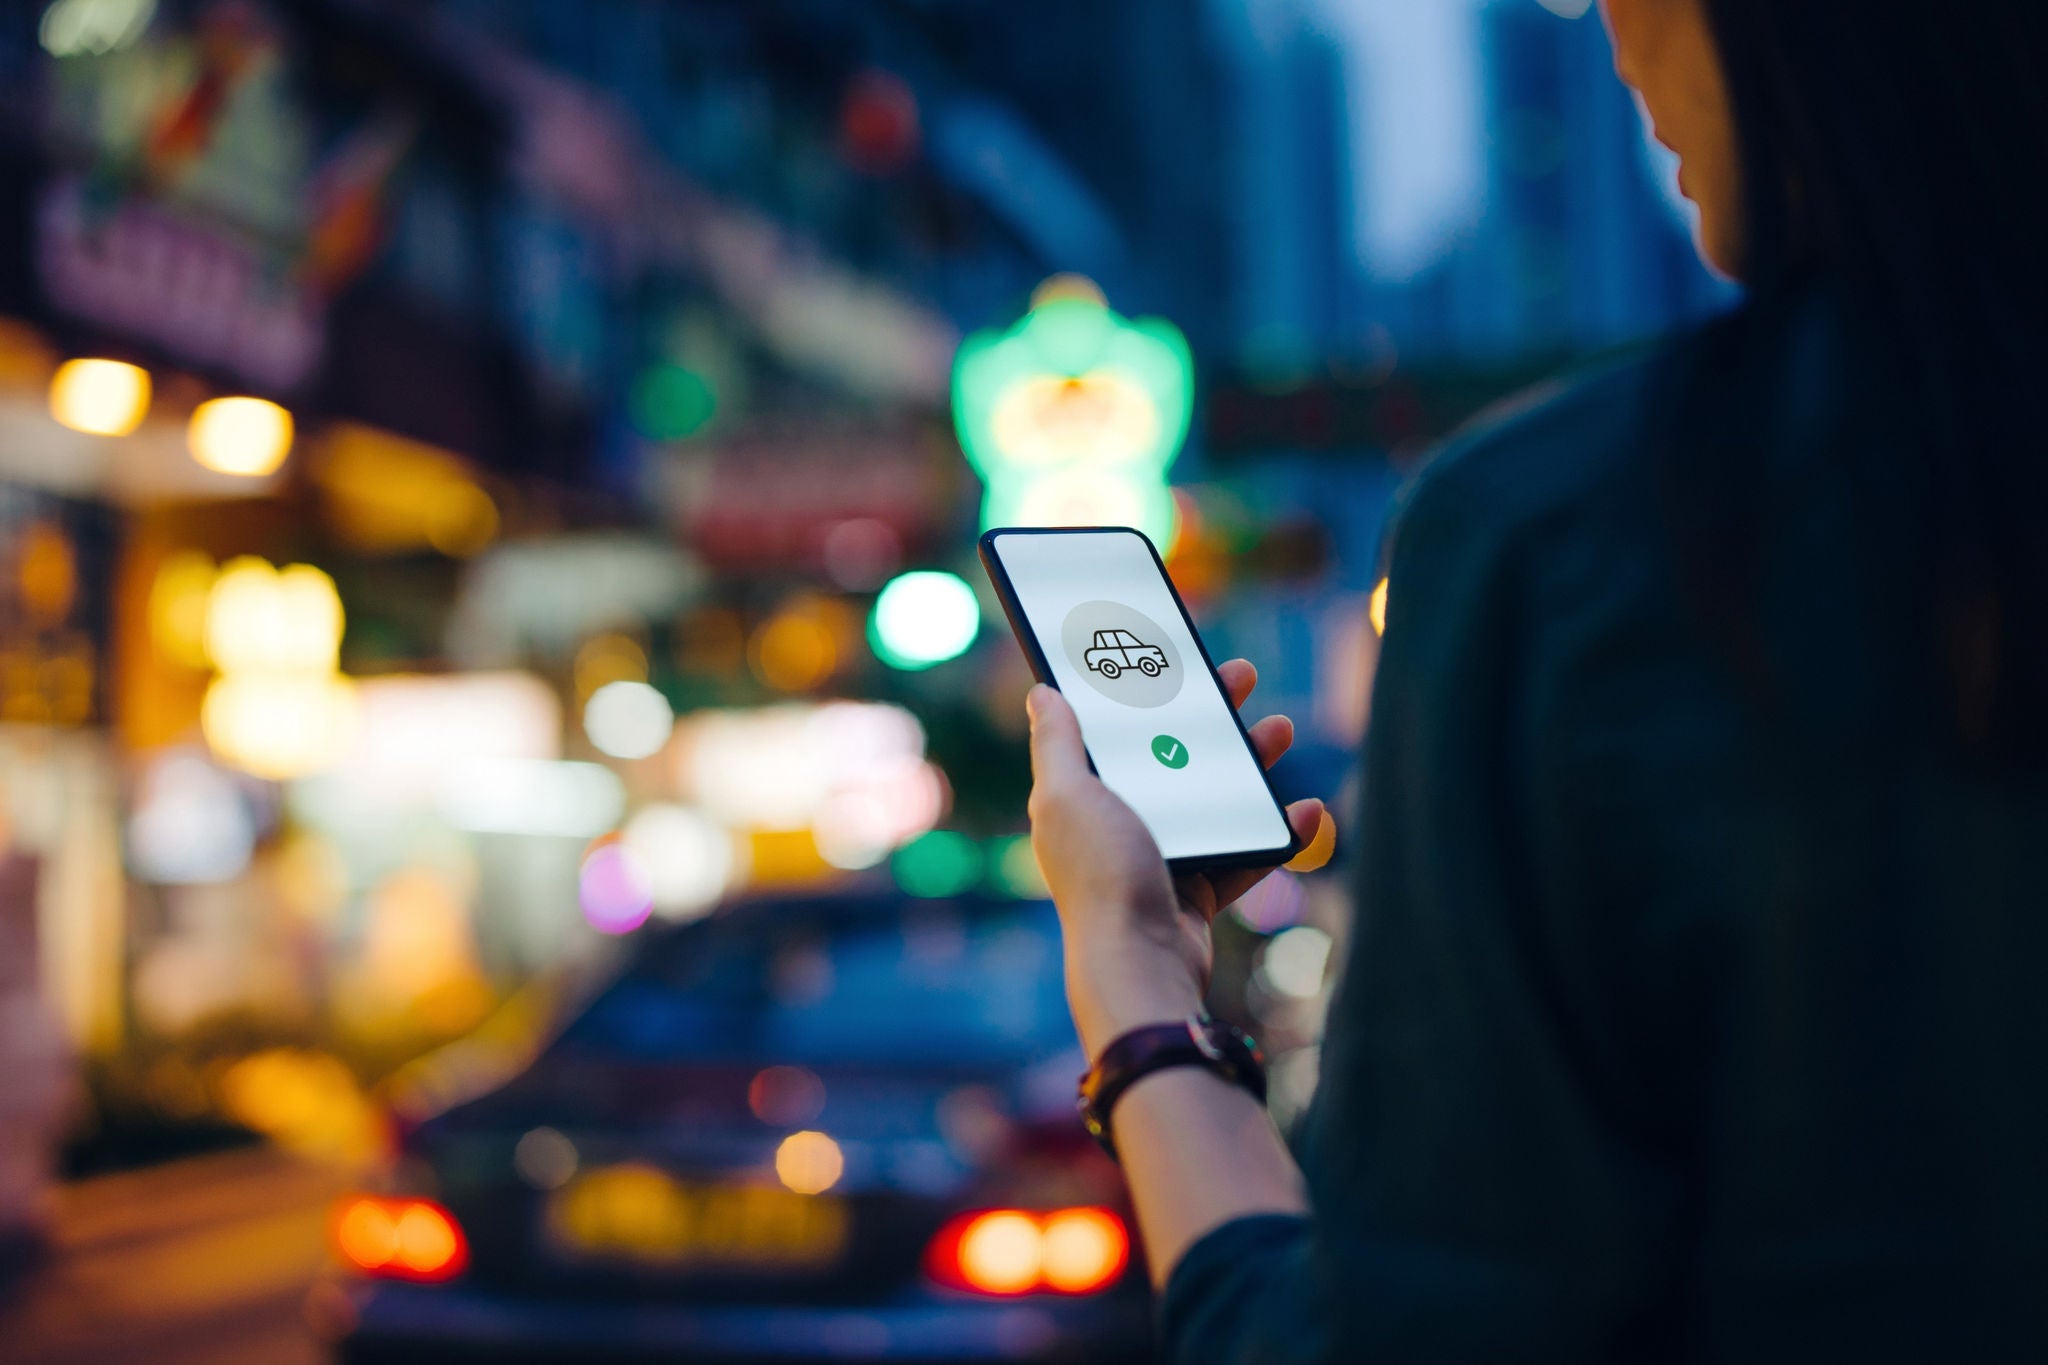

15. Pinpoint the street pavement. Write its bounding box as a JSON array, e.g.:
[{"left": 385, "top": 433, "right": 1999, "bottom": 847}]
[{"left": 1, "top": 1144, "right": 344, "bottom": 1365}]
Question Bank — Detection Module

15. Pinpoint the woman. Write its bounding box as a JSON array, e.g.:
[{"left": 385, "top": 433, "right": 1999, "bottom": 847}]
[{"left": 1024, "top": 0, "right": 2048, "bottom": 1360}]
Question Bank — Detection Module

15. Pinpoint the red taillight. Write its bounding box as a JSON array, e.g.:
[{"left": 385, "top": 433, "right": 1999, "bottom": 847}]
[
  {"left": 332, "top": 1196, "right": 469, "bottom": 1282},
  {"left": 925, "top": 1207, "right": 1130, "bottom": 1297}
]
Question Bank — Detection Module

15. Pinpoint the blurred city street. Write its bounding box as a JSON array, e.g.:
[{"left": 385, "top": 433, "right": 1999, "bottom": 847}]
[
  {"left": 3, "top": 1146, "right": 338, "bottom": 1365},
  {"left": 0, "top": 0, "right": 1730, "bottom": 1358}
]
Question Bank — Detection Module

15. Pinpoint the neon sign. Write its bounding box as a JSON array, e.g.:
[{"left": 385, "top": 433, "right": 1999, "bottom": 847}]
[{"left": 952, "top": 277, "right": 1192, "bottom": 547}]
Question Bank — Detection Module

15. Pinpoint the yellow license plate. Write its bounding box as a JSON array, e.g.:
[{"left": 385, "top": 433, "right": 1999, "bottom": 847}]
[{"left": 546, "top": 1164, "right": 849, "bottom": 1271}]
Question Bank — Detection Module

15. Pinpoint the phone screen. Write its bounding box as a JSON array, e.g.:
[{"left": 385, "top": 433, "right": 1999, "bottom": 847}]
[{"left": 984, "top": 528, "right": 1295, "bottom": 866}]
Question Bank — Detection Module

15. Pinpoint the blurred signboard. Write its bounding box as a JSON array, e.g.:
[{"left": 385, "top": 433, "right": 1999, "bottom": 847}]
[
  {"left": 35, "top": 177, "right": 325, "bottom": 392},
  {"left": 30, "top": 12, "right": 327, "bottom": 391},
  {"left": 663, "top": 428, "right": 950, "bottom": 574},
  {"left": 952, "top": 280, "right": 1191, "bottom": 548}
]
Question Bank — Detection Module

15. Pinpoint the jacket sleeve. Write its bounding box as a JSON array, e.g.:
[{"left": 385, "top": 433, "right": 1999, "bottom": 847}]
[{"left": 1158, "top": 467, "right": 1691, "bottom": 1365}]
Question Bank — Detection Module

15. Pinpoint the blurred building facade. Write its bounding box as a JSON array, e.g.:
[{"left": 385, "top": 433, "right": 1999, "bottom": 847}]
[
  {"left": 1359, "top": 0, "right": 1730, "bottom": 361},
  {"left": 0, "top": 0, "right": 1733, "bottom": 1193}
]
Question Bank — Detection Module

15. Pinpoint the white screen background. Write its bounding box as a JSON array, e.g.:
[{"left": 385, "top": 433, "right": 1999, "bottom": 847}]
[{"left": 992, "top": 530, "right": 1294, "bottom": 863}]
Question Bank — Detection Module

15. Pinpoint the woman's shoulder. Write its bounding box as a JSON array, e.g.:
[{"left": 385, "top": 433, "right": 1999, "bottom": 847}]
[{"left": 1394, "top": 345, "right": 1671, "bottom": 550}]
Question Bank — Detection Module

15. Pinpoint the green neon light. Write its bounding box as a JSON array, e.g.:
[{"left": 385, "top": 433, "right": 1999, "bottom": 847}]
[
  {"left": 630, "top": 364, "right": 717, "bottom": 440},
  {"left": 952, "top": 292, "right": 1193, "bottom": 546},
  {"left": 891, "top": 831, "right": 983, "bottom": 898}
]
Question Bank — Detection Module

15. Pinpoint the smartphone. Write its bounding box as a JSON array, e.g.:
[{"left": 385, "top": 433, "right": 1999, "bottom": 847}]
[{"left": 979, "top": 525, "right": 1301, "bottom": 874}]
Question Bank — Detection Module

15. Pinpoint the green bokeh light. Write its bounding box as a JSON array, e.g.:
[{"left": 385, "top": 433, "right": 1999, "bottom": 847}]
[
  {"left": 891, "top": 830, "right": 983, "bottom": 898},
  {"left": 952, "top": 288, "right": 1193, "bottom": 545},
  {"left": 869, "top": 570, "right": 981, "bottom": 671},
  {"left": 629, "top": 364, "right": 717, "bottom": 441}
]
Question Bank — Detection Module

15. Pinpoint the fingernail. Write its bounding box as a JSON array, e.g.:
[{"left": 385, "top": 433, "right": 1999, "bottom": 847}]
[{"left": 1025, "top": 685, "right": 1046, "bottom": 724}]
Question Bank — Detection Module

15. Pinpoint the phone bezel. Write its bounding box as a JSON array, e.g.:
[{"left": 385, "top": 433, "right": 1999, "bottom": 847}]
[{"left": 979, "top": 525, "right": 1304, "bottom": 876}]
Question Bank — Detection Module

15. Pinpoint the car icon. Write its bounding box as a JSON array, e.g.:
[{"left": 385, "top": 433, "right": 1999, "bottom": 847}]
[{"left": 1084, "top": 628, "right": 1169, "bottom": 679}]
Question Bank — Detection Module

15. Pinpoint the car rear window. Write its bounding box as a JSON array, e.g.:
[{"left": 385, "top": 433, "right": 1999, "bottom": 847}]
[{"left": 557, "top": 901, "right": 1074, "bottom": 1066}]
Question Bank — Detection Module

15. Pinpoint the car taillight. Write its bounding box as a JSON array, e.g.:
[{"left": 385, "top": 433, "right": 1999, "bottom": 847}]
[
  {"left": 331, "top": 1195, "right": 469, "bottom": 1282},
  {"left": 925, "top": 1207, "right": 1130, "bottom": 1296}
]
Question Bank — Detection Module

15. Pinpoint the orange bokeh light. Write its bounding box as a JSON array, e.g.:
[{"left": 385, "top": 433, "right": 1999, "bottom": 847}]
[
  {"left": 750, "top": 602, "right": 842, "bottom": 692},
  {"left": 332, "top": 1196, "right": 468, "bottom": 1281},
  {"left": 774, "top": 1129, "right": 845, "bottom": 1195},
  {"left": 926, "top": 1206, "right": 1130, "bottom": 1297},
  {"left": 335, "top": 1198, "right": 400, "bottom": 1270},
  {"left": 956, "top": 1211, "right": 1041, "bottom": 1294},
  {"left": 1039, "top": 1207, "right": 1129, "bottom": 1293}
]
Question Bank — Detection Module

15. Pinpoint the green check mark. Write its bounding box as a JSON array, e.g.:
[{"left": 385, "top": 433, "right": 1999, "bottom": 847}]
[{"left": 1151, "top": 734, "right": 1189, "bottom": 769}]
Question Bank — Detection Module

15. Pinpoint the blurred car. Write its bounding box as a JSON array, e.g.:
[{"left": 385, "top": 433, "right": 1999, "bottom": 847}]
[{"left": 314, "top": 891, "right": 1150, "bottom": 1363}]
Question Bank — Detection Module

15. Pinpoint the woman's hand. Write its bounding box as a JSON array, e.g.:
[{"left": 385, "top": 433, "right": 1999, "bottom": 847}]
[{"left": 1026, "top": 659, "right": 1327, "bottom": 1060}]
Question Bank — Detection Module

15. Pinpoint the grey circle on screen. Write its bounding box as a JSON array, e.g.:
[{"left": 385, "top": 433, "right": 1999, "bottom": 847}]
[{"left": 1060, "top": 601, "right": 1186, "bottom": 709}]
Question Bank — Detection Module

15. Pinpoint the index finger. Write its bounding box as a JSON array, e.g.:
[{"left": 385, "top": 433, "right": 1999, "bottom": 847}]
[{"left": 1217, "top": 658, "right": 1257, "bottom": 710}]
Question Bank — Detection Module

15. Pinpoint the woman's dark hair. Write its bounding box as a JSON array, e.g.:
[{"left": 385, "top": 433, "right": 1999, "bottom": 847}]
[{"left": 1671, "top": 0, "right": 2048, "bottom": 763}]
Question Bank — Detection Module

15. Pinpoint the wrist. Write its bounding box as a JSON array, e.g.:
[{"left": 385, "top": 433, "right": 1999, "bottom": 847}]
[{"left": 1067, "top": 959, "right": 1204, "bottom": 1063}]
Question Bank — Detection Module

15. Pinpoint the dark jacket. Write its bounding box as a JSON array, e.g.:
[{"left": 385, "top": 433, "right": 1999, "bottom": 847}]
[{"left": 1162, "top": 317, "right": 2048, "bottom": 1363}]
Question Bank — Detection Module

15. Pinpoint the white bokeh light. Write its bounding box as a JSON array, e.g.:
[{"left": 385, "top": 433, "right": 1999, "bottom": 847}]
[
  {"left": 582, "top": 680, "right": 674, "bottom": 760},
  {"left": 1258, "top": 926, "right": 1334, "bottom": 1000},
  {"left": 623, "top": 803, "right": 739, "bottom": 920}
]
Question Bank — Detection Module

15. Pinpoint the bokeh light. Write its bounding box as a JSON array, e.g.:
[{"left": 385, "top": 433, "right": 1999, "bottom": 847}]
[
  {"left": 217, "top": 1048, "right": 381, "bottom": 1163},
  {"left": 955, "top": 1211, "right": 1041, "bottom": 1294},
  {"left": 195, "top": 554, "right": 356, "bottom": 779},
  {"left": 331, "top": 1196, "right": 469, "bottom": 1281},
  {"left": 750, "top": 602, "right": 840, "bottom": 692},
  {"left": 629, "top": 363, "right": 717, "bottom": 440},
  {"left": 582, "top": 680, "right": 674, "bottom": 760},
  {"left": 202, "top": 672, "right": 358, "bottom": 781},
  {"left": 820, "top": 518, "right": 902, "bottom": 590},
  {"left": 775, "top": 1130, "right": 845, "bottom": 1195},
  {"left": 513, "top": 1127, "right": 580, "bottom": 1190},
  {"left": 188, "top": 396, "right": 294, "bottom": 477},
  {"left": 126, "top": 750, "right": 254, "bottom": 885},
  {"left": 316, "top": 423, "right": 500, "bottom": 558},
  {"left": 1039, "top": 1208, "right": 1129, "bottom": 1293},
  {"left": 892, "top": 830, "right": 982, "bottom": 898},
  {"left": 869, "top": 570, "right": 980, "bottom": 670},
  {"left": 750, "top": 1066, "right": 827, "bottom": 1126},
  {"left": 39, "top": 0, "right": 156, "bottom": 58},
  {"left": 987, "top": 835, "right": 1049, "bottom": 899},
  {"left": 434, "top": 759, "right": 624, "bottom": 838},
  {"left": 1258, "top": 925, "right": 1333, "bottom": 999},
  {"left": 812, "top": 758, "right": 945, "bottom": 870},
  {"left": 675, "top": 701, "right": 930, "bottom": 830},
  {"left": 195, "top": 557, "right": 356, "bottom": 779},
  {"left": 578, "top": 842, "right": 655, "bottom": 934},
  {"left": 1369, "top": 577, "right": 1389, "bottom": 635},
  {"left": 48, "top": 357, "right": 149, "bottom": 436},
  {"left": 424, "top": 483, "right": 500, "bottom": 557},
  {"left": 622, "top": 803, "right": 735, "bottom": 920},
  {"left": 335, "top": 1197, "right": 400, "bottom": 1270},
  {"left": 393, "top": 1204, "right": 463, "bottom": 1275},
  {"left": 205, "top": 559, "right": 344, "bottom": 674}
]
